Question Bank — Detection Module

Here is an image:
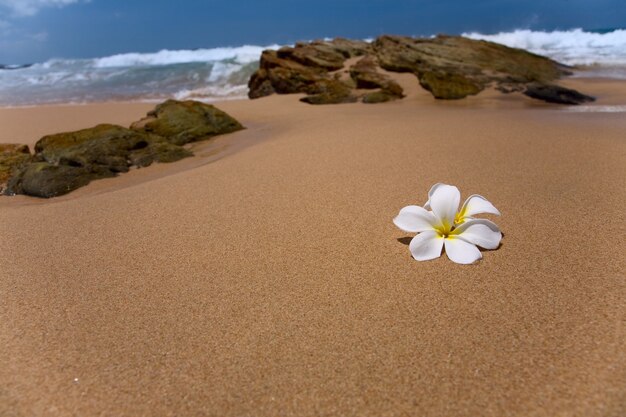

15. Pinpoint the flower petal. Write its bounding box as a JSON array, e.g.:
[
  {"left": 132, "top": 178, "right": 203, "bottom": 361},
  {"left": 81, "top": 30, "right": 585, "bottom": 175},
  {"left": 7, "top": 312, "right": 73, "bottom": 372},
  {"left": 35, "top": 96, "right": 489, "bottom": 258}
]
[
  {"left": 409, "top": 231, "right": 444, "bottom": 261},
  {"left": 459, "top": 194, "right": 501, "bottom": 218},
  {"left": 429, "top": 184, "right": 460, "bottom": 228},
  {"left": 452, "top": 218, "right": 502, "bottom": 249},
  {"left": 423, "top": 183, "right": 445, "bottom": 210},
  {"left": 393, "top": 205, "right": 437, "bottom": 233},
  {"left": 444, "top": 237, "right": 482, "bottom": 264}
]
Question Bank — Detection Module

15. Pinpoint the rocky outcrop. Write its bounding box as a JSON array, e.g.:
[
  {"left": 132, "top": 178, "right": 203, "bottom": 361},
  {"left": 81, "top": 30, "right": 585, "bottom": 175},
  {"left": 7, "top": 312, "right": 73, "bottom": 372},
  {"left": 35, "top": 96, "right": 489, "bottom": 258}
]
[
  {"left": 248, "top": 35, "right": 593, "bottom": 104},
  {"left": 248, "top": 38, "right": 381, "bottom": 104},
  {"left": 3, "top": 100, "right": 244, "bottom": 198},
  {"left": 373, "top": 34, "right": 571, "bottom": 99}
]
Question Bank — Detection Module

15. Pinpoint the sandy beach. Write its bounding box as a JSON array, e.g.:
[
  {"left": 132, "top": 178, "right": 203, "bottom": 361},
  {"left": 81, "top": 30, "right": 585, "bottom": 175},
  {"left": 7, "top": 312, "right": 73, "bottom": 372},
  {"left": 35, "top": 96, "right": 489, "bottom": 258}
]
[{"left": 0, "top": 76, "right": 625, "bottom": 416}]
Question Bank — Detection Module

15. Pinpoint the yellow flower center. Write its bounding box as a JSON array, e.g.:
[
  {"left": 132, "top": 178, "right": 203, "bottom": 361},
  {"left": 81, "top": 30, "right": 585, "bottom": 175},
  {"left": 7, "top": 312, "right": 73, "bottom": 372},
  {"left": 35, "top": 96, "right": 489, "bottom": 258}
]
[
  {"left": 454, "top": 207, "right": 466, "bottom": 224},
  {"left": 435, "top": 220, "right": 454, "bottom": 238}
]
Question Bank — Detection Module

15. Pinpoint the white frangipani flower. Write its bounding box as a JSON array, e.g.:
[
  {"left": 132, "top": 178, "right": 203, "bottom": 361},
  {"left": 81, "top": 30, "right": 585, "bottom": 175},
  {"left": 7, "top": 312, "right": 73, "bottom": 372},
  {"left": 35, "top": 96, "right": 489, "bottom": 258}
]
[{"left": 394, "top": 184, "right": 502, "bottom": 264}]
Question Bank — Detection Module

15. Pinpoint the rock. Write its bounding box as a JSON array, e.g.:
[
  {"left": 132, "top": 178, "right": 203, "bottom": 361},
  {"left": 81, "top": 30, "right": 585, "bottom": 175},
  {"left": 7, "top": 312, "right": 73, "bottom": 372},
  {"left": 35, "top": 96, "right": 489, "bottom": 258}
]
[
  {"left": 0, "top": 144, "right": 29, "bottom": 154},
  {"left": 247, "top": 69, "right": 276, "bottom": 98},
  {"left": 300, "top": 79, "right": 357, "bottom": 105},
  {"left": 373, "top": 34, "right": 572, "bottom": 100},
  {"left": 523, "top": 83, "right": 595, "bottom": 105},
  {"left": 418, "top": 71, "right": 483, "bottom": 99},
  {"left": 0, "top": 144, "right": 32, "bottom": 193},
  {"left": 248, "top": 35, "right": 591, "bottom": 104},
  {"left": 277, "top": 44, "right": 346, "bottom": 71},
  {"left": 374, "top": 34, "right": 567, "bottom": 84},
  {"left": 5, "top": 124, "right": 191, "bottom": 197},
  {"left": 349, "top": 56, "right": 404, "bottom": 101},
  {"left": 362, "top": 90, "right": 401, "bottom": 104},
  {"left": 248, "top": 38, "right": 370, "bottom": 101},
  {"left": 34, "top": 124, "right": 189, "bottom": 170},
  {"left": 279, "top": 38, "right": 371, "bottom": 70},
  {"left": 6, "top": 162, "right": 99, "bottom": 198},
  {"left": 131, "top": 100, "right": 244, "bottom": 146},
  {"left": 4, "top": 100, "right": 245, "bottom": 198},
  {"left": 248, "top": 50, "right": 326, "bottom": 99}
]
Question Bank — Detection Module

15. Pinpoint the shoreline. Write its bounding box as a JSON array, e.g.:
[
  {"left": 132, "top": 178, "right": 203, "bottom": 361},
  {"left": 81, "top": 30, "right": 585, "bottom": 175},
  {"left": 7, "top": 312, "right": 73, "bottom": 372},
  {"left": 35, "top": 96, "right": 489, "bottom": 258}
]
[{"left": 2, "top": 76, "right": 626, "bottom": 206}]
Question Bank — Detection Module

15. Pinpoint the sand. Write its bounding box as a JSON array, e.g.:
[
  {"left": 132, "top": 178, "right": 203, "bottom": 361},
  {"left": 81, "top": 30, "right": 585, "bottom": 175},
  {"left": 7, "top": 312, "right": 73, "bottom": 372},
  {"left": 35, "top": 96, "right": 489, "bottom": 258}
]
[{"left": 0, "top": 77, "right": 625, "bottom": 416}]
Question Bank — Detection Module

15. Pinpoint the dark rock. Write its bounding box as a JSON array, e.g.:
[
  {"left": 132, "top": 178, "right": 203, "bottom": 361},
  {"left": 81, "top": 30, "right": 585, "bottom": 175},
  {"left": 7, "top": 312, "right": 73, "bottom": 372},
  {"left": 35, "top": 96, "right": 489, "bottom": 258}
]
[
  {"left": 4, "top": 100, "right": 245, "bottom": 198},
  {"left": 6, "top": 162, "right": 100, "bottom": 198},
  {"left": 247, "top": 70, "right": 276, "bottom": 98},
  {"left": 131, "top": 100, "right": 244, "bottom": 146},
  {"left": 34, "top": 124, "right": 188, "bottom": 169},
  {"left": 0, "top": 144, "right": 32, "bottom": 192},
  {"left": 523, "top": 83, "right": 595, "bottom": 105},
  {"left": 5, "top": 124, "right": 191, "bottom": 197}
]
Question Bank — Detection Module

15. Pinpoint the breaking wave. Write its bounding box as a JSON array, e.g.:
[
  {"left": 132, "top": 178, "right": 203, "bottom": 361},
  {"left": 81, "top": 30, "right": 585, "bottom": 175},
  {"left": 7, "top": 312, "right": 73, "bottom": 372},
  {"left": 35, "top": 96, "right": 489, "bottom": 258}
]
[
  {"left": 0, "top": 44, "right": 280, "bottom": 106},
  {"left": 463, "top": 28, "right": 626, "bottom": 67}
]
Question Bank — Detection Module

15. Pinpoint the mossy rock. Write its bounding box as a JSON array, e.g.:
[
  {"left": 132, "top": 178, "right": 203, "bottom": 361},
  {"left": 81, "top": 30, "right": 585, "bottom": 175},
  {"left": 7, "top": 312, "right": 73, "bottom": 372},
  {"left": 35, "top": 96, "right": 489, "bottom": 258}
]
[
  {"left": 35, "top": 124, "right": 188, "bottom": 170},
  {"left": 128, "top": 142, "right": 192, "bottom": 167},
  {"left": 6, "top": 124, "right": 191, "bottom": 198},
  {"left": 6, "top": 162, "right": 100, "bottom": 198},
  {"left": 418, "top": 71, "right": 484, "bottom": 100},
  {"left": 362, "top": 90, "right": 400, "bottom": 104},
  {"left": 300, "top": 79, "right": 357, "bottom": 105},
  {"left": 4, "top": 100, "right": 244, "bottom": 198},
  {"left": 0, "top": 144, "right": 32, "bottom": 192},
  {"left": 131, "top": 100, "right": 244, "bottom": 146}
]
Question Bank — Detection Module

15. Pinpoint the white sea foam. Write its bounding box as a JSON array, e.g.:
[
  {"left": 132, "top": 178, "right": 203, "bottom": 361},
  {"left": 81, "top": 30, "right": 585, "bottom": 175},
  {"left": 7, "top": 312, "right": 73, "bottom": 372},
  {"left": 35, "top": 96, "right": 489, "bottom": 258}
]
[
  {"left": 562, "top": 105, "right": 626, "bottom": 113},
  {"left": 93, "top": 45, "right": 281, "bottom": 68},
  {"left": 463, "top": 28, "right": 626, "bottom": 66}
]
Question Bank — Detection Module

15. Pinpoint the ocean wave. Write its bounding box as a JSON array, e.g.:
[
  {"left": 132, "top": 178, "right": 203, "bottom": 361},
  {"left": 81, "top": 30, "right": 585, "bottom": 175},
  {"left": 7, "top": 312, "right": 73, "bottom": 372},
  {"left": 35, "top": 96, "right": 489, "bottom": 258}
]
[
  {"left": 0, "top": 44, "right": 282, "bottom": 106},
  {"left": 462, "top": 28, "right": 626, "bottom": 66},
  {"left": 92, "top": 45, "right": 281, "bottom": 68}
]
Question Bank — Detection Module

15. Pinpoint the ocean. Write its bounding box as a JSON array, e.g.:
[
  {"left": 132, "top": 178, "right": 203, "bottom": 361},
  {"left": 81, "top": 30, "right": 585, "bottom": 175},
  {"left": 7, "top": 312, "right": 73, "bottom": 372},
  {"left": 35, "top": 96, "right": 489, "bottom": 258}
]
[{"left": 0, "top": 28, "right": 624, "bottom": 107}]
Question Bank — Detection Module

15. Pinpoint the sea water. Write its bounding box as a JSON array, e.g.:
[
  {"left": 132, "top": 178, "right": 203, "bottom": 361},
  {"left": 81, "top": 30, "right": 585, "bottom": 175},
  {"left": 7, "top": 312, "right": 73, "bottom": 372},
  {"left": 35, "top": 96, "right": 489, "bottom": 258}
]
[
  {"left": 0, "top": 44, "right": 280, "bottom": 106},
  {"left": 1, "top": 29, "right": 624, "bottom": 107}
]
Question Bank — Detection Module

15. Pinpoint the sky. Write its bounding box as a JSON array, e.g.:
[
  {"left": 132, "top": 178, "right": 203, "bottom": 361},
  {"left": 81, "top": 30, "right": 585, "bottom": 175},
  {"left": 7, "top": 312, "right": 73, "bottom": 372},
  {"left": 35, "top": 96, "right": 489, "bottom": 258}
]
[{"left": 0, "top": 0, "right": 624, "bottom": 63}]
